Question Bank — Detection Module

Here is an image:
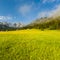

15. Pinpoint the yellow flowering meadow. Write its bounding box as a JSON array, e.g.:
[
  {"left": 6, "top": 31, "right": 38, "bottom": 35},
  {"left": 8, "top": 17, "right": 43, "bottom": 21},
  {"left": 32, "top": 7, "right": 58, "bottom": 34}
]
[{"left": 0, "top": 29, "right": 60, "bottom": 60}]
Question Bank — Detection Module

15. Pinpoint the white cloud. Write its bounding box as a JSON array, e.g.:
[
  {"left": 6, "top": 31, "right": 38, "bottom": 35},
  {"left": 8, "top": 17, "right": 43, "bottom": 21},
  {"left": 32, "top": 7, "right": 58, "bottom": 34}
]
[
  {"left": 42, "top": 0, "right": 56, "bottom": 3},
  {"left": 19, "top": 5, "right": 32, "bottom": 15},
  {"left": 37, "top": 4, "right": 60, "bottom": 18},
  {"left": 49, "top": 5, "right": 60, "bottom": 17},
  {"left": 0, "top": 16, "right": 13, "bottom": 20}
]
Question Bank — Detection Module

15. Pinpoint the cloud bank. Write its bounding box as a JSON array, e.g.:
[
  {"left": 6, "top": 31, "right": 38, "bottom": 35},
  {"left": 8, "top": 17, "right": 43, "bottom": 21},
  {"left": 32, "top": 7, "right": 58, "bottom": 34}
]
[
  {"left": 0, "top": 16, "right": 15, "bottom": 20},
  {"left": 37, "top": 4, "right": 60, "bottom": 18}
]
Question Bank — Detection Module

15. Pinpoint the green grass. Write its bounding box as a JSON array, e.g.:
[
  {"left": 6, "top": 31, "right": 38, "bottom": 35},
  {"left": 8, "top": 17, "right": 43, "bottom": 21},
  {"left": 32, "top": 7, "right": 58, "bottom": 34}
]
[{"left": 0, "top": 30, "right": 60, "bottom": 60}]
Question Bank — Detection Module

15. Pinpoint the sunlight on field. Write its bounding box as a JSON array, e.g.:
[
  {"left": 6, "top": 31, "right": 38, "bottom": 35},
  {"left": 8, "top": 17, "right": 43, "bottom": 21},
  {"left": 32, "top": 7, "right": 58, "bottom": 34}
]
[
  {"left": 0, "top": 29, "right": 60, "bottom": 34},
  {"left": 0, "top": 29, "right": 41, "bottom": 34},
  {"left": 0, "top": 29, "right": 60, "bottom": 60}
]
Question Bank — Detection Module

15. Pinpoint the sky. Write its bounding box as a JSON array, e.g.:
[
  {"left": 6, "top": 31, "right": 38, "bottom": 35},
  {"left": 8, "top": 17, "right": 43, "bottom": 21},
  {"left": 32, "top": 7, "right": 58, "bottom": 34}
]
[{"left": 0, "top": 0, "right": 60, "bottom": 24}]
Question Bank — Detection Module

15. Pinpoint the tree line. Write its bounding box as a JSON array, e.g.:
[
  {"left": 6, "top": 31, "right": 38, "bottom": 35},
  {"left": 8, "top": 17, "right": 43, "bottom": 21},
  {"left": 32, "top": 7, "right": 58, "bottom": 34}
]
[
  {"left": 0, "top": 17, "right": 60, "bottom": 31},
  {"left": 22, "top": 17, "right": 60, "bottom": 30}
]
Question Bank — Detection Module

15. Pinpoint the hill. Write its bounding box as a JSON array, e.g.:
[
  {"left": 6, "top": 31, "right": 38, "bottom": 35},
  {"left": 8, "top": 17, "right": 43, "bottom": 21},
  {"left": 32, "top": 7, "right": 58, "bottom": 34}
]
[
  {"left": 0, "top": 16, "right": 60, "bottom": 31},
  {"left": 22, "top": 16, "right": 60, "bottom": 30}
]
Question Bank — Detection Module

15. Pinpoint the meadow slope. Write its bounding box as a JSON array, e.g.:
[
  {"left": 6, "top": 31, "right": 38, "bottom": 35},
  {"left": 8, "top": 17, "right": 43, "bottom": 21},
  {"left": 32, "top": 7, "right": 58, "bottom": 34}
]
[{"left": 0, "top": 29, "right": 60, "bottom": 60}]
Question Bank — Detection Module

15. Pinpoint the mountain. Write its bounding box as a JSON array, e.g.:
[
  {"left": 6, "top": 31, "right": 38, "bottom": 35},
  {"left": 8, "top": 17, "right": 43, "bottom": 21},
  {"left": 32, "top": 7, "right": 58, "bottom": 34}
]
[
  {"left": 0, "top": 16, "right": 60, "bottom": 31},
  {"left": 12, "top": 23, "right": 23, "bottom": 28},
  {"left": 0, "top": 22, "right": 23, "bottom": 31},
  {"left": 22, "top": 16, "right": 60, "bottom": 30}
]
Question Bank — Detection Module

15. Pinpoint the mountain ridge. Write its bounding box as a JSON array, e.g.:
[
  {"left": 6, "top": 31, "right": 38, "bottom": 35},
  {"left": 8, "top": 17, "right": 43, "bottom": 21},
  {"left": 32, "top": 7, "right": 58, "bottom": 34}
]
[{"left": 22, "top": 16, "right": 60, "bottom": 30}]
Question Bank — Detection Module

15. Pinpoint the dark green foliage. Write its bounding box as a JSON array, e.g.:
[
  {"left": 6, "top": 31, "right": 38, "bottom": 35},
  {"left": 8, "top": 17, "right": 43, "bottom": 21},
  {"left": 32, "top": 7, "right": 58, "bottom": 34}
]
[
  {"left": 22, "top": 16, "right": 60, "bottom": 30},
  {"left": 0, "top": 17, "right": 60, "bottom": 31}
]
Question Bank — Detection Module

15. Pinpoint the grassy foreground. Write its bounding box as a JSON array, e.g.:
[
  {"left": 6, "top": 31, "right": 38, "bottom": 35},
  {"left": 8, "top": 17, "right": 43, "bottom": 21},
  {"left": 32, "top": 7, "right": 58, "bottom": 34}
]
[{"left": 0, "top": 29, "right": 60, "bottom": 60}]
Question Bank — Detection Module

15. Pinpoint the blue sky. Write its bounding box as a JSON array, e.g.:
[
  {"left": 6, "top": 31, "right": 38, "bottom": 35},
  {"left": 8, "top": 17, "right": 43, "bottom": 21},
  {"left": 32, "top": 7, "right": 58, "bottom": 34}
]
[{"left": 0, "top": 0, "right": 60, "bottom": 24}]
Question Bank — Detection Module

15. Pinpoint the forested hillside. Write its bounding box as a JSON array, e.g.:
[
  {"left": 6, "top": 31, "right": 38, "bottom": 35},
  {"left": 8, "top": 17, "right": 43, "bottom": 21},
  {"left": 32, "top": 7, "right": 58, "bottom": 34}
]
[
  {"left": 22, "top": 16, "right": 60, "bottom": 30},
  {"left": 0, "top": 16, "right": 60, "bottom": 31}
]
